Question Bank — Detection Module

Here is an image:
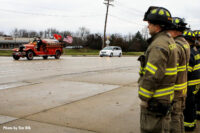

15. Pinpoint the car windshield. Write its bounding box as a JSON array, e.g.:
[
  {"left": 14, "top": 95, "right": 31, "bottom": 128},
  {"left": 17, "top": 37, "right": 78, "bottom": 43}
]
[{"left": 103, "top": 47, "right": 113, "bottom": 50}]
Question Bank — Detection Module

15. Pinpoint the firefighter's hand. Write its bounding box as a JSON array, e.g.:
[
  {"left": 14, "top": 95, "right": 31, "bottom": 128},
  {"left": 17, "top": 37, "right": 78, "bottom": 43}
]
[{"left": 138, "top": 55, "right": 145, "bottom": 67}]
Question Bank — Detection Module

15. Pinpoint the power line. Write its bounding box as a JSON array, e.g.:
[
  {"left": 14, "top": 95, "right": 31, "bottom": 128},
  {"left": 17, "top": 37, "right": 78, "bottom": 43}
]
[
  {"left": 115, "top": 1, "right": 143, "bottom": 14},
  {"left": 0, "top": 8, "right": 104, "bottom": 18},
  {"left": 109, "top": 14, "right": 145, "bottom": 27},
  {"left": 114, "top": 6, "right": 143, "bottom": 16}
]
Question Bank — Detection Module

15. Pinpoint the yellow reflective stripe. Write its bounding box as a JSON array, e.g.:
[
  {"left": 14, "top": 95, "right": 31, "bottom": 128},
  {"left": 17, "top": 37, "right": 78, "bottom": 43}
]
[
  {"left": 184, "top": 121, "right": 195, "bottom": 127},
  {"left": 188, "top": 66, "right": 193, "bottom": 72},
  {"left": 165, "top": 67, "right": 177, "bottom": 75},
  {"left": 146, "top": 67, "right": 155, "bottom": 74},
  {"left": 177, "top": 65, "right": 186, "bottom": 72},
  {"left": 197, "top": 111, "right": 200, "bottom": 115},
  {"left": 139, "top": 91, "right": 151, "bottom": 98},
  {"left": 193, "top": 64, "right": 200, "bottom": 71},
  {"left": 145, "top": 62, "right": 157, "bottom": 75},
  {"left": 166, "top": 68, "right": 177, "bottom": 71},
  {"left": 195, "top": 54, "right": 200, "bottom": 60},
  {"left": 175, "top": 82, "right": 187, "bottom": 90},
  {"left": 139, "top": 67, "right": 145, "bottom": 74},
  {"left": 139, "top": 87, "right": 154, "bottom": 98},
  {"left": 153, "top": 86, "right": 174, "bottom": 97},
  {"left": 188, "top": 79, "right": 200, "bottom": 86},
  {"left": 139, "top": 71, "right": 145, "bottom": 75}
]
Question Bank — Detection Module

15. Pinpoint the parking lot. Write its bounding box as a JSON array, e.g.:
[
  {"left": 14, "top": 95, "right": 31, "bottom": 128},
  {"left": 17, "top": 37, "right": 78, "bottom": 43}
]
[{"left": 0, "top": 56, "right": 199, "bottom": 133}]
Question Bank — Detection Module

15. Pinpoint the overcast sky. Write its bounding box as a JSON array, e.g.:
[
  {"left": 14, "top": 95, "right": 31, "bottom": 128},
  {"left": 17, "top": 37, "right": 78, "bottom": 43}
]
[{"left": 0, "top": 0, "right": 199, "bottom": 35}]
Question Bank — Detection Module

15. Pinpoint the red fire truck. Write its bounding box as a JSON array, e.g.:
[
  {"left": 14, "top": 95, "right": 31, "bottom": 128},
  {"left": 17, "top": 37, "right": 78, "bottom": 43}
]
[{"left": 12, "top": 39, "right": 64, "bottom": 60}]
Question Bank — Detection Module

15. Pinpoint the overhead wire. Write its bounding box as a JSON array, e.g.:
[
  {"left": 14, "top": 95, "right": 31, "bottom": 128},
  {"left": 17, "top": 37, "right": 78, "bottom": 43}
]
[
  {"left": 107, "top": 1, "right": 145, "bottom": 27},
  {"left": 0, "top": 7, "right": 146, "bottom": 27},
  {"left": 114, "top": 1, "right": 144, "bottom": 15},
  {"left": 109, "top": 14, "right": 146, "bottom": 27},
  {"left": 0, "top": 8, "right": 104, "bottom": 18}
]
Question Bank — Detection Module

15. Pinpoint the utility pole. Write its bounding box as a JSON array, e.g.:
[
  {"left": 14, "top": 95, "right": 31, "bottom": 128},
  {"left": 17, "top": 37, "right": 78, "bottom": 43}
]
[{"left": 103, "top": 0, "right": 114, "bottom": 49}]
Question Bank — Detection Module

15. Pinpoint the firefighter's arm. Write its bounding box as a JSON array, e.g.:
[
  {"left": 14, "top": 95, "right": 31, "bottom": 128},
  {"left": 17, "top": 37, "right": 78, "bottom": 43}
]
[
  {"left": 188, "top": 53, "right": 195, "bottom": 73},
  {"left": 139, "top": 46, "right": 168, "bottom": 101}
]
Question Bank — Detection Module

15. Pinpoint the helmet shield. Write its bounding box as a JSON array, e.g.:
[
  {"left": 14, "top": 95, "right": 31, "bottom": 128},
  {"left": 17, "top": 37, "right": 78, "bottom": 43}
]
[
  {"left": 183, "top": 30, "right": 195, "bottom": 42},
  {"left": 144, "top": 6, "right": 159, "bottom": 21},
  {"left": 194, "top": 30, "right": 200, "bottom": 39}
]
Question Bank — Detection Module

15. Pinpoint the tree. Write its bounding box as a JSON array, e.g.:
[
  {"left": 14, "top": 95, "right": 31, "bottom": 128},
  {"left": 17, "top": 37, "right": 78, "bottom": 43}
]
[
  {"left": 141, "top": 26, "right": 149, "bottom": 40},
  {"left": 132, "top": 31, "right": 148, "bottom": 51},
  {"left": 76, "top": 27, "right": 90, "bottom": 41},
  {"left": 60, "top": 30, "right": 72, "bottom": 37},
  {"left": 29, "top": 30, "right": 38, "bottom": 37},
  {"left": 0, "top": 31, "right": 4, "bottom": 36},
  {"left": 44, "top": 28, "right": 59, "bottom": 38},
  {"left": 18, "top": 29, "right": 28, "bottom": 37},
  {"left": 110, "top": 34, "right": 123, "bottom": 47},
  {"left": 11, "top": 28, "right": 19, "bottom": 37},
  {"left": 86, "top": 33, "right": 102, "bottom": 50},
  {"left": 39, "top": 31, "right": 43, "bottom": 38}
]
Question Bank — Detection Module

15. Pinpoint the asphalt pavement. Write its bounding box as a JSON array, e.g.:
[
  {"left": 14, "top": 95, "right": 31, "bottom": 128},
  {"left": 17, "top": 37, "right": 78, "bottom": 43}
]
[{"left": 0, "top": 56, "right": 199, "bottom": 133}]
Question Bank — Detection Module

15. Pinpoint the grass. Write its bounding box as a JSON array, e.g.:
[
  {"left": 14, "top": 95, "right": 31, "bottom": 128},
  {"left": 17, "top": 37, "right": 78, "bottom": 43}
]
[
  {"left": 0, "top": 50, "right": 13, "bottom": 56},
  {"left": 63, "top": 48, "right": 99, "bottom": 55},
  {"left": 123, "top": 52, "right": 144, "bottom": 56},
  {"left": 63, "top": 48, "right": 143, "bottom": 56},
  {"left": 0, "top": 49, "right": 143, "bottom": 56}
]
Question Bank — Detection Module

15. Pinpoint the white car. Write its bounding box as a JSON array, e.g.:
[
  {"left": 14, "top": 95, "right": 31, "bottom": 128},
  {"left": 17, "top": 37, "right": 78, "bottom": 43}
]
[{"left": 99, "top": 46, "right": 122, "bottom": 57}]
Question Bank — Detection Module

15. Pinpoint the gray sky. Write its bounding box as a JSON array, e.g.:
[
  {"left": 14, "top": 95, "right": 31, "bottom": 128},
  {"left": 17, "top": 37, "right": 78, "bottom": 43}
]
[{"left": 0, "top": 0, "right": 199, "bottom": 35}]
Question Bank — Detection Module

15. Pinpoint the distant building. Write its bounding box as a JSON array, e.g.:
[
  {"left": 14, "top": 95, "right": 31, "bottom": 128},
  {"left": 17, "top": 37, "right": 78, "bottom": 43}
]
[{"left": 0, "top": 37, "right": 32, "bottom": 49}]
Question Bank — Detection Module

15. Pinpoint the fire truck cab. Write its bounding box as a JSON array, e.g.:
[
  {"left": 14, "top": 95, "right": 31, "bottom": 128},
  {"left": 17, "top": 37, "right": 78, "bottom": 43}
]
[{"left": 12, "top": 39, "right": 63, "bottom": 60}]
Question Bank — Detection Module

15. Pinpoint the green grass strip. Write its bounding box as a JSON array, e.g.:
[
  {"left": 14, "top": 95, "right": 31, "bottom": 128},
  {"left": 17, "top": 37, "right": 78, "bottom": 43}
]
[{"left": 0, "top": 49, "right": 143, "bottom": 56}]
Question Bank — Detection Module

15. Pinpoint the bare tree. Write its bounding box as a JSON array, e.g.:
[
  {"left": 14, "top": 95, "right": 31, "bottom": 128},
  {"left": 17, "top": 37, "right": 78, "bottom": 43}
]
[
  {"left": 124, "top": 33, "right": 133, "bottom": 42},
  {"left": 76, "top": 27, "right": 90, "bottom": 41},
  {"left": 44, "top": 28, "right": 59, "bottom": 38},
  {"left": 18, "top": 29, "right": 28, "bottom": 37},
  {"left": 141, "top": 26, "right": 149, "bottom": 39},
  {"left": 29, "top": 30, "right": 38, "bottom": 37},
  {"left": 61, "top": 30, "right": 72, "bottom": 37},
  {"left": 0, "top": 31, "right": 4, "bottom": 36},
  {"left": 11, "top": 28, "right": 19, "bottom": 37},
  {"left": 39, "top": 31, "right": 43, "bottom": 38}
]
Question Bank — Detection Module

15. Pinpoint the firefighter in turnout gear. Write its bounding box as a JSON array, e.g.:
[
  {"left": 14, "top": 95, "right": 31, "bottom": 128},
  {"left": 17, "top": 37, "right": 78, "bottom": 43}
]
[
  {"left": 194, "top": 30, "right": 200, "bottom": 120},
  {"left": 168, "top": 17, "right": 190, "bottom": 133},
  {"left": 138, "top": 6, "right": 177, "bottom": 133},
  {"left": 183, "top": 30, "right": 200, "bottom": 131}
]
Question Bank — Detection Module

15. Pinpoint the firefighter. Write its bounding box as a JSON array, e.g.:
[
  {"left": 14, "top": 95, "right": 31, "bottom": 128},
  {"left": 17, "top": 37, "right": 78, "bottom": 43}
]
[
  {"left": 37, "top": 37, "right": 42, "bottom": 51},
  {"left": 194, "top": 30, "right": 200, "bottom": 120},
  {"left": 138, "top": 6, "right": 177, "bottom": 133},
  {"left": 183, "top": 30, "right": 200, "bottom": 131},
  {"left": 168, "top": 17, "right": 190, "bottom": 133}
]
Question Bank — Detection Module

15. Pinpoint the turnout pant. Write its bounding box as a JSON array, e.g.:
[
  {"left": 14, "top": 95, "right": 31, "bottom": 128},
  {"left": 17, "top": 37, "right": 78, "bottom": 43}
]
[
  {"left": 195, "top": 88, "right": 200, "bottom": 119},
  {"left": 170, "top": 98, "right": 185, "bottom": 133},
  {"left": 140, "top": 106, "right": 171, "bottom": 133},
  {"left": 183, "top": 85, "right": 196, "bottom": 131}
]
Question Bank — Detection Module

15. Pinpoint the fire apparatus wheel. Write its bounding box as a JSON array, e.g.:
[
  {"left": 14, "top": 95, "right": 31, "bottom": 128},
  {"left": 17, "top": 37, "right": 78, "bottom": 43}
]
[
  {"left": 13, "top": 55, "right": 20, "bottom": 60},
  {"left": 55, "top": 50, "right": 61, "bottom": 59},
  {"left": 26, "top": 51, "right": 34, "bottom": 60},
  {"left": 43, "top": 56, "right": 48, "bottom": 59}
]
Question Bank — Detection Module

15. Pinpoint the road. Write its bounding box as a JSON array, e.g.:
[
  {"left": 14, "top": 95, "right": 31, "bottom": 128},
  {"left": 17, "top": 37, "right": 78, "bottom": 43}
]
[{"left": 0, "top": 56, "right": 199, "bottom": 133}]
